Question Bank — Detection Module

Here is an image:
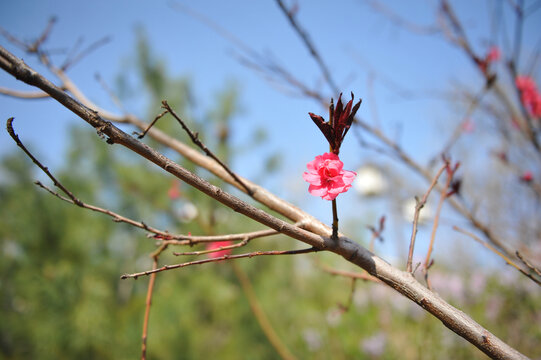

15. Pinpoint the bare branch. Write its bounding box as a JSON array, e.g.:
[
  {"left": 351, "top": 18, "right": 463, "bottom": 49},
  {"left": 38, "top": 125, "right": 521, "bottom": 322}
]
[
  {"left": 61, "top": 36, "right": 111, "bottom": 70},
  {"left": 318, "top": 262, "right": 381, "bottom": 283},
  {"left": 141, "top": 257, "right": 158, "bottom": 360},
  {"left": 121, "top": 247, "right": 318, "bottom": 279},
  {"left": 406, "top": 162, "right": 448, "bottom": 272},
  {"left": 34, "top": 181, "right": 171, "bottom": 237},
  {"left": 367, "top": 215, "right": 385, "bottom": 253},
  {"left": 274, "top": 0, "right": 338, "bottom": 93},
  {"left": 159, "top": 100, "right": 254, "bottom": 195},
  {"left": 174, "top": 239, "right": 250, "bottom": 256},
  {"left": 454, "top": 226, "right": 541, "bottom": 286},
  {"left": 231, "top": 262, "right": 298, "bottom": 360},
  {"left": 7, "top": 117, "right": 82, "bottom": 206},
  {"left": 367, "top": 0, "right": 440, "bottom": 35},
  {"left": 28, "top": 17, "right": 57, "bottom": 53},
  {"left": 135, "top": 110, "right": 168, "bottom": 138},
  {"left": 516, "top": 251, "right": 541, "bottom": 278},
  {"left": 423, "top": 161, "right": 460, "bottom": 288},
  {"left": 155, "top": 228, "right": 280, "bottom": 245},
  {"left": 0, "top": 87, "right": 51, "bottom": 99}
]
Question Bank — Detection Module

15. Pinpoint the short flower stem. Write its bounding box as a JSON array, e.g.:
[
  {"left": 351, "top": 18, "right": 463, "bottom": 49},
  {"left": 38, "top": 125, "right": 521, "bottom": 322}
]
[{"left": 332, "top": 199, "right": 339, "bottom": 240}]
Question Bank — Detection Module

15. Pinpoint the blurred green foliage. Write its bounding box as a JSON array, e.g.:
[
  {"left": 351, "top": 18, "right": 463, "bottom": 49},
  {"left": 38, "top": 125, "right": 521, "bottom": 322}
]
[{"left": 1, "top": 33, "right": 540, "bottom": 360}]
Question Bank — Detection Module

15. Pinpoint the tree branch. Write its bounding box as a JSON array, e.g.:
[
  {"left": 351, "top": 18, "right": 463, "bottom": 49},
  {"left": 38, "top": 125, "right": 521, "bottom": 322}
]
[
  {"left": 121, "top": 247, "right": 318, "bottom": 279},
  {"left": 0, "top": 45, "right": 529, "bottom": 359}
]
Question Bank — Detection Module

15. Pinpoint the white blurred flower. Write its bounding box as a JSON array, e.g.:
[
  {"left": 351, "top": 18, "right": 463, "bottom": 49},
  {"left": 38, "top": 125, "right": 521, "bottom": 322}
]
[
  {"left": 354, "top": 165, "right": 387, "bottom": 197},
  {"left": 360, "top": 332, "right": 387, "bottom": 357},
  {"left": 326, "top": 308, "right": 343, "bottom": 327},
  {"left": 173, "top": 201, "right": 199, "bottom": 222},
  {"left": 3, "top": 239, "right": 24, "bottom": 259},
  {"left": 402, "top": 197, "right": 432, "bottom": 224},
  {"left": 302, "top": 328, "right": 322, "bottom": 351}
]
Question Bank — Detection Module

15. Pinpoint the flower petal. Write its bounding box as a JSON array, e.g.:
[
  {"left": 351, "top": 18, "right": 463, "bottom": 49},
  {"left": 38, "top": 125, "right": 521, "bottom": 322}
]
[
  {"left": 303, "top": 171, "right": 322, "bottom": 185},
  {"left": 308, "top": 184, "right": 329, "bottom": 197}
]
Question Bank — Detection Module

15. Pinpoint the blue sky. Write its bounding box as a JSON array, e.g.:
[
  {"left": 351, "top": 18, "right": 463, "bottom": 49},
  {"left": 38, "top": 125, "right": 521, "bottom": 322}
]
[{"left": 1, "top": 1, "right": 540, "bottom": 263}]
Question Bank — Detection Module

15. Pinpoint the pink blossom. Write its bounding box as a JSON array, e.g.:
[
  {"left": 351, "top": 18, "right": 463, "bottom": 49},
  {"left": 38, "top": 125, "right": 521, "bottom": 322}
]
[
  {"left": 516, "top": 76, "right": 541, "bottom": 118},
  {"left": 303, "top": 153, "right": 356, "bottom": 200},
  {"left": 461, "top": 118, "right": 475, "bottom": 133},
  {"left": 487, "top": 46, "right": 501, "bottom": 62},
  {"left": 206, "top": 241, "right": 232, "bottom": 259},
  {"left": 168, "top": 180, "right": 181, "bottom": 200},
  {"left": 477, "top": 46, "right": 501, "bottom": 74},
  {"left": 520, "top": 171, "right": 533, "bottom": 182}
]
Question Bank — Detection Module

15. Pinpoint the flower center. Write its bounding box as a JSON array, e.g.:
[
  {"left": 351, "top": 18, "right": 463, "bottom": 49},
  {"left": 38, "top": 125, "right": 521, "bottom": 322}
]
[{"left": 320, "top": 160, "right": 339, "bottom": 179}]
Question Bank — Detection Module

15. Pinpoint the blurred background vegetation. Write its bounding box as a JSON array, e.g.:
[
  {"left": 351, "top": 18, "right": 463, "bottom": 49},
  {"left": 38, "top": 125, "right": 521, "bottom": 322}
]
[{"left": 1, "top": 28, "right": 541, "bottom": 360}]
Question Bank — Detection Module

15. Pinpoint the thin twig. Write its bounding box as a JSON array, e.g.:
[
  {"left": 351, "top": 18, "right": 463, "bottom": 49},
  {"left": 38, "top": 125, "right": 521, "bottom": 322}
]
[
  {"left": 141, "top": 257, "right": 158, "bottom": 360},
  {"left": 34, "top": 181, "right": 172, "bottom": 238},
  {"left": 0, "top": 26, "right": 28, "bottom": 50},
  {"left": 36, "top": 178, "right": 289, "bottom": 249},
  {"left": 7, "top": 118, "right": 82, "bottom": 206},
  {"left": 423, "top": 162, "right": 460, "bottom": 288},
  {"left": 95, "top": 73, "right": 126, "bottom": 113},
  {"left": 275, "top": 0, "right": 338, "bottom": 93},
  {"left": 155, "top": 228, "right": 281, "bottom": 244},
  {"left": 232, "top": 262, "right": 297, "bottom": 360},
  {"left": 121, "top": 247, "right": 318, "bottom": 279},
  {"left": 135, "top": 110, "right": 168, "bottom": 139},
  {"left": 367, "top": 215, "right": 385, "bottom": 253},
  {"left": 454, "top": 226, "right": 541, "bottom": 286},
  {"left": 28, "top": 17, "right": 57, "bottom": 53},
  {"left": 516, "top": 251, "right": 541, "bottom": 278},
  {"left": 159, "top": 101, "right": 253, "bottom": 195},
  {"left": 174, "top": 238, "right": 249, "bottom": 256},
  {"left": 0, "top": 87, "right": 51, "bottom": 99},
  {"left": 406, "top": 162, "right": 448, "bottom": 272},
  {"left": 427, "top": 84, "right": 491, "bottom": 168},
  {"left": 367, "top": 0, "right": 440, "bottom": 35},
  {"left": 337, "top": 278, "right": 357, "bottom": 313},
  {"left": 61, "top": 36, "right": 111, "bottom": 71},
  {"left": 317, "top": 261, "right": 381, "bottom": 283}
]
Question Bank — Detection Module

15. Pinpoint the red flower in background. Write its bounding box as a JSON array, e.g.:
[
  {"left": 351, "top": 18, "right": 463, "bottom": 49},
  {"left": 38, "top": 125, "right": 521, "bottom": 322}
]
[
  {"left": 168, "top": 180, "right": 181, "bottom": 200},
  {"left": 308, "top": 92, "right": 362, "bottom": 154},
  {"left": 206, "top": 241, "right": 232, "bottom": 259},
  {"left": 303, "top": 152, "right": 356, "bottom": 200},
  {"left": 477, "top": 46, "right": 501, "bottom": 74},
  {"left": 516, "top": 76, "right": 541, "bottom": 118},
  {"left": 520, "top": 171, "right": 533, "bottom": 182},
  {"left": 487, "top": 46, "right": 501, "bottom": 62},
  {"left": 461, "top": 118, "right": 475, "bottom": 133}
]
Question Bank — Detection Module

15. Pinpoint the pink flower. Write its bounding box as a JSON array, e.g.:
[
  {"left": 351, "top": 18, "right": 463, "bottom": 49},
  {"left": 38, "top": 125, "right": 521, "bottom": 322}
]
[
  {"left": 168, "top": 180, "right": 181, "bottom": 200},
  {"left": 477, "top": 46, "right": 501, "bottom": 74},
  {"left": 487, "top": 46, "right": 501, "bottom": 62},
  {"left": 461, "top": 118, "right": 475, "bottom": 133},
  {"left": 516, "top": 76, "right": 541, "bottom": 118},
  {"left": 206, "top": 241, "right": 232, "bottom": 259},
  {"left": 303, "top": 153, "right": 356, "bottom": 200},
  {"left": 520, "top": 171, "right": 533, "bottom": 182}
]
